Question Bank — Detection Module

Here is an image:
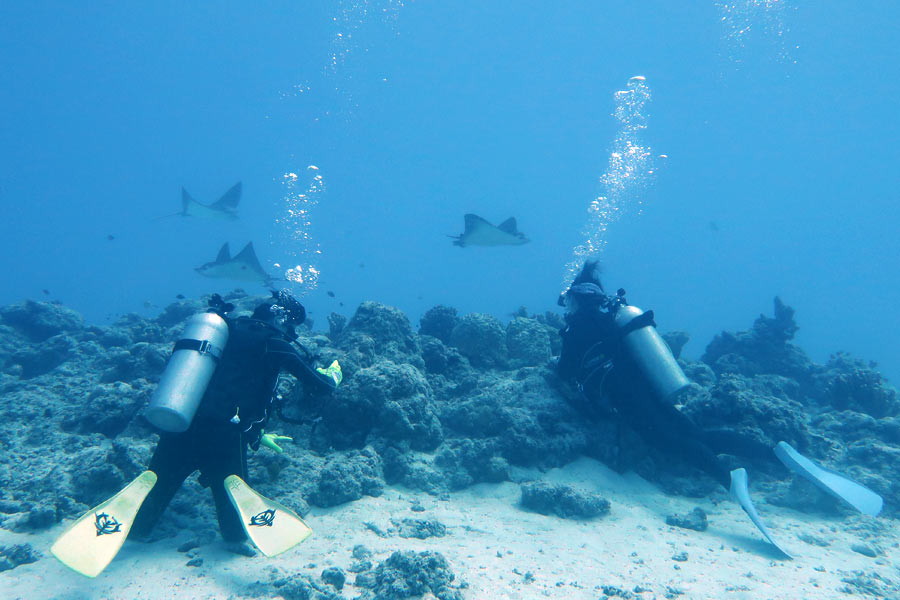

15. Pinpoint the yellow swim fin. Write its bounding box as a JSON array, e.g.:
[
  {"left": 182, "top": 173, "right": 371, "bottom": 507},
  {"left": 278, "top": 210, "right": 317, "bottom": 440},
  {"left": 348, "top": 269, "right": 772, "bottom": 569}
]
[
  {"left": 50, "top": 471, "right": 157, "bottom": 578},
  {"left": 224, "top": 475, "right": 312, "bottom": 557}
]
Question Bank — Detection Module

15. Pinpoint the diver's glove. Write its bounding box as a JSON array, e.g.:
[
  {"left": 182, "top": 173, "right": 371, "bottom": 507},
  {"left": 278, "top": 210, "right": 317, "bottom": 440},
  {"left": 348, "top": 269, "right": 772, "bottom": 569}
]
[
  {"left": 259, "top": 430, "right": 293, "bottom": 454},
  {"left": 316, "top": 360, "right": 343, "bottom": 386}
]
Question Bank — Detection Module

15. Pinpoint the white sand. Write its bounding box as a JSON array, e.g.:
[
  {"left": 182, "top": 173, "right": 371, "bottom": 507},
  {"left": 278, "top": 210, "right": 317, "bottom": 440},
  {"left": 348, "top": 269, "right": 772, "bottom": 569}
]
[{"left": 2, "top": 457, "right": 897, "bottom": 600}]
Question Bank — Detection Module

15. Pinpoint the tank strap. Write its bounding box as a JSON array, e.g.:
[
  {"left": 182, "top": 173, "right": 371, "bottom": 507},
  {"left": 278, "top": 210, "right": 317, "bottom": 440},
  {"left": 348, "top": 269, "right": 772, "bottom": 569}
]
[
  {"left": 173, "top": 338, "right": 224, "bottom": 361},
  {"left": 618, "top": 309, "right": 656, "bottom": 337}
]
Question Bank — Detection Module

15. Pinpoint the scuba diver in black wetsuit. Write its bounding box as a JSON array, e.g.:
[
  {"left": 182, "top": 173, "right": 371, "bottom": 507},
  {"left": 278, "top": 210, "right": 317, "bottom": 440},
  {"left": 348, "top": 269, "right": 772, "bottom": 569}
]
[
  {"left": 128, "top": 291, "right": 342, "bottom": 548},
  {"left": 557, "top": 261, "right": 765, "bottom": 489},
  {"left": 556, "top": 260, "right": 793, "bottom": 553},
  {"left": 555, "top": 261, "right": 885, "bottom": 558},
  {"left": 51, "top": 291, "right": 343, "bottom": 576},
  {"left": 557, "top": 261, "right": 883, "bottom": 557}
]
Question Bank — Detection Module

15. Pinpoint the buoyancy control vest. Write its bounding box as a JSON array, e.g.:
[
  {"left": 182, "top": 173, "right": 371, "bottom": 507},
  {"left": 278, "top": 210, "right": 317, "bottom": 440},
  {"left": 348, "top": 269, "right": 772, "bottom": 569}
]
[
  {"left": 562, "top": 303, "right": 690, "bottom": 407},
  {"left": 196, "top": 316, "right": 285, "bottom": 431}
]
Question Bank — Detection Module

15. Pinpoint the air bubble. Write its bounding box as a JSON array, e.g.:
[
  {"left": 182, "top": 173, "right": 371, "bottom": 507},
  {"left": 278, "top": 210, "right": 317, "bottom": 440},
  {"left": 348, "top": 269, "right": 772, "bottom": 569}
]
[
  {"left": 273, "top": 168, "right": 326, "bottom": 295},
  {"left": 564, "top": 77, "right": 659, "bottom": 287}
]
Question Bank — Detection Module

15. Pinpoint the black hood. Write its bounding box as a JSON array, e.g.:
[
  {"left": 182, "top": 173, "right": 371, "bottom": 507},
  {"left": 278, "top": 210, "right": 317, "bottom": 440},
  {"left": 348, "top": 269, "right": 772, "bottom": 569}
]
[{"left": 559, "top": 260, "right": 606, "bottom": 309}]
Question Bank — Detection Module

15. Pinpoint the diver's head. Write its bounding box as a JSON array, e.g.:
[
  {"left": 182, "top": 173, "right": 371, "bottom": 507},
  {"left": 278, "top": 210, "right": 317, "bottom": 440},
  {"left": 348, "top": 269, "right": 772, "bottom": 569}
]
[
  {"left": 208, "top": 293, "right": 235, "bottom": 315},
  {"left": 559, "top": 260, "right": 607, "bottom": 312},
  {"left": 253, "top": 289, "right": 306, "bottom": 339}
]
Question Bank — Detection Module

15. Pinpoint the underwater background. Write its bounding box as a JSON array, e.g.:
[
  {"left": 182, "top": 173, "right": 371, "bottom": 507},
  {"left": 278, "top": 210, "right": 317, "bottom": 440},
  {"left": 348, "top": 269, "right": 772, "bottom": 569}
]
[
  {"left": 3, "top": 4, "right": 900, "bottom": 598},
  {"left": 1, "top": 1, "right": 898, "bottom": 384}
]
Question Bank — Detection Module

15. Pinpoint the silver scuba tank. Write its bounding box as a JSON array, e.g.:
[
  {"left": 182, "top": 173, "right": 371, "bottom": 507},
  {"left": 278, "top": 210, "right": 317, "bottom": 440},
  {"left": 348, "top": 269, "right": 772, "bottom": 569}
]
[
  {"left": 614, "top": 304, "right": 689, "bottom": 403},
  {"left": 144, "top": 311, "right": 229, "bottom": 432}
]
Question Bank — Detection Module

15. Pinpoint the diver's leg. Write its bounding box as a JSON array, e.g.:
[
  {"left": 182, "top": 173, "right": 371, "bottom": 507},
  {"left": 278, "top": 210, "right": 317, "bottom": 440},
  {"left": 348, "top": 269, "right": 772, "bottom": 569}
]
[
  {"left": 614, "top": 388, "right": 732, "bottom": 489},
  {"left": 653, "top": 405, "right": 733, "bottom": 489},
  {"left": 129, "top": 433, "right": 196, "bottom": 539},
  {"left": 201, "top": 429, "right": 249, "bottom": 542}
]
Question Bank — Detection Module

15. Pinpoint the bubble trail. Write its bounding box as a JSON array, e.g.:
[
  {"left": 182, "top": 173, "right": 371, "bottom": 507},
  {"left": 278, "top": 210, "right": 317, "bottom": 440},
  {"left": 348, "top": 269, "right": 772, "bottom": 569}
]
[
  {"left": 564, "top": 76, "right": 659, "bottom": 287},
  {"left": 273, "top": 165, "right": 326, "bottom": 296},
  {"left": 716, "top": 0, "right": 796, "bottom": 64}
]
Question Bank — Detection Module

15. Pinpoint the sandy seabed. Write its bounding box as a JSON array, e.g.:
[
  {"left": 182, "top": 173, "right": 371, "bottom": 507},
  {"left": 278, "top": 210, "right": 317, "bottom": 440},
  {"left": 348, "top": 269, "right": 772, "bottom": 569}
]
[{"left": 2, "top": 458, "right": 897, "bottom": 600}]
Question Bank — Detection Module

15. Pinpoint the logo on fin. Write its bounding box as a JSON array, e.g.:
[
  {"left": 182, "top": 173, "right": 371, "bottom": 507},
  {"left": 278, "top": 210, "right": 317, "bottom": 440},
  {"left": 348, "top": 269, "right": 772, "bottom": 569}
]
[
  {"left": 94, "top": 512, "right": 123, "bottom": 536},
  {"left": 249, "top": 509, "right": 276, "bottom": 527}
]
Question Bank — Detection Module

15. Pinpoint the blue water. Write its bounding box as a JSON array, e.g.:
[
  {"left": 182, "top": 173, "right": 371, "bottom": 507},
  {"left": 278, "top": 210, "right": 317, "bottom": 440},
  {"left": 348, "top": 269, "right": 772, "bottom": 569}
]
[{"left": 1, "top": 2, "right": 898, "bottom": 382}]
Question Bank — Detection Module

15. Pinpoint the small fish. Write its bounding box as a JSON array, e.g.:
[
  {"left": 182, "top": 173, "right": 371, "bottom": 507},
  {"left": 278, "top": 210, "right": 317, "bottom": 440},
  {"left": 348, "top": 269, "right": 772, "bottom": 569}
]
[
  {"left": 176, "top": 294, "right": 185, "bottom": 300},
  {"left": 107, "top": 234, "right": 115, "bottom": 241},
  {"left": 156, "top": 182, "right": 241, "bottom": 221},
  {"left": 327, "top": 291, "right": 335, "bottom": 298},
  {"left": 143, "top": 301, "right": 155, "bottom": 309},
  {"left": 709, "top": 221, "right": 720, "bottom": 232},
  {"left": 339, "top": 302, "right": 344, "bottom": 307},
  {"left": 450, "top": 214, "right": 529, "bottom": 247},
  {"left": 42, "top": 289, "right": 50, "bottom": 295},
  {"left": 195, "top": 242, "right": 280, "bottom": 287}
]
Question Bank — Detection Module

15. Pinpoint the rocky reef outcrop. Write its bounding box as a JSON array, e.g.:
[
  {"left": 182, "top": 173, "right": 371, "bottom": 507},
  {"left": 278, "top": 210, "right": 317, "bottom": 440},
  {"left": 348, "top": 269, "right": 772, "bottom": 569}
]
[
  {"left": 0, "top": 291, "right": 898, "bottom": 556},
  {"left": 520, "top": 482, "right": 610, "bottom": 519}
]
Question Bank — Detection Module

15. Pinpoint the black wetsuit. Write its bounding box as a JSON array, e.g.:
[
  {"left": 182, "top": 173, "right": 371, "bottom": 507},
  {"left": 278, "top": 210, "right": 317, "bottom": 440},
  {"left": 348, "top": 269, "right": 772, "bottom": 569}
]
[
  {"left": 130, "top": 315, "right": 336, "bottom": 542},
  {"left": 558, "top": 306, "right": 736, "bottom": 489}
]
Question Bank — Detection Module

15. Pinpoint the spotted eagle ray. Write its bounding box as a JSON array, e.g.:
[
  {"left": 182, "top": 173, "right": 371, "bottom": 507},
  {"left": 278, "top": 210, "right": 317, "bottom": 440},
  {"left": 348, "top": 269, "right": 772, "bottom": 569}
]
[
  {"left": 195, "top": 242, "right": 279, "bottom": 286},
  {"left": 449, "top": 214, "right": 529, "bottom": 247},
  {"left": 156, "top": 182, "right": 241, "bottom": 220}
]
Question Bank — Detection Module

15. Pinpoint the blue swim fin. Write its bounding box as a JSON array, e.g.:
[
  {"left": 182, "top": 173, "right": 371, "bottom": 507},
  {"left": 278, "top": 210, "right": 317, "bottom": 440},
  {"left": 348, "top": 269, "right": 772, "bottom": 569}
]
[
  {"left": 729, "top": 468, "right": 791, "bottom": 558},
  {"left": 774, "top": 441, "right": 883, "bottom": 517}
]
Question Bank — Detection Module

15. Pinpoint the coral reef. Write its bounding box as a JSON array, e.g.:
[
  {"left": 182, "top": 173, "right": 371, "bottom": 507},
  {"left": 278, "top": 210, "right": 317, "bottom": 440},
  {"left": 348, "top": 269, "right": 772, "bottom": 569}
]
[
  {"left": 449, "top": 313, "right": 507, "bottom": 368},
  {"left": 0, "top": 543, "right": 39, "bottom": 572},
  {"left": 327, "top": 312, "right": 347, "bottom": 340},
  {"left": 661, "top": 330, "right": 690, "bottom": 360},
  {"left": 665, "top": 507, "right": 708, "bottom": 531},
  {"left": 321, "top": 566, "right": 346, "bottom": 591},
  {"left": 393, "top": 517, "right": 447, "bottom": 539},
  {"left": 318, "top": 360, "right": 442, "bottom": 451},
  {"left": 506, "top": 317, "right": 552, "bottom": 367},
  {"left": 418, "top": 305, "right": 459, "bottom": 344},
  {"left": 308, "top": 447, "right": 385, "bottom": 507},
  {"left": 816, "top": 353, "right": 899, "bottom": 418},
  {"left": 0, "top": 291, "right": 898, "bottom": 562},
  {"left": 702, "top": 297, "right": 812, "bottom": 384},
  {"left": 357, "top": 550, "right": 463, "bottom": 600},
  {"left": 519, "top": 482, "right": 611, "bottom": 519},
  {"left": 270, "top": 574, "right": 344, "bottom": 600}
]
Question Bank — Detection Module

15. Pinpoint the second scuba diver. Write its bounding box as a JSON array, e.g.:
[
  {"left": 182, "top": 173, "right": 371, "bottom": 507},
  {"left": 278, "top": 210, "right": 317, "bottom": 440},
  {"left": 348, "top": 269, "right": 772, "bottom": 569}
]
[
  {"left": 557, "top": 260, "right": 883, "bottom": 557},
  {"left": 51, "top": 290, "right": 342, "bottom": 577}
]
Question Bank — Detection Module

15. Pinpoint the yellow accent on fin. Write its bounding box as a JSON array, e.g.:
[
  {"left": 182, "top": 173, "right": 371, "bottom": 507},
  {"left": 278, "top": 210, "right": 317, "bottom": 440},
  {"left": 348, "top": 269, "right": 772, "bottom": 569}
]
[
  {"left": 224, "top": 475, "right": 312, "bottom": 557},
  {"left": 50, "top": 471, "right": 158, "bottom": 578}
]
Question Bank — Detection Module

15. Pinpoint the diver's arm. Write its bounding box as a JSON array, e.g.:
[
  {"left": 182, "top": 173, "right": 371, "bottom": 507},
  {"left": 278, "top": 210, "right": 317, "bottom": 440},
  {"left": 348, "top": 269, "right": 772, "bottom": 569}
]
[{"left": 265, "top": 338, "right": 337, "bottom": 395}]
